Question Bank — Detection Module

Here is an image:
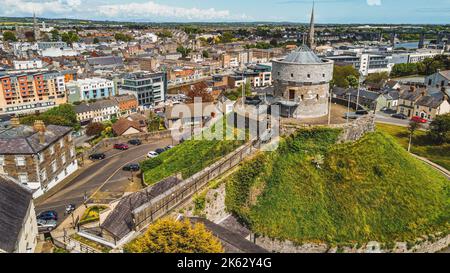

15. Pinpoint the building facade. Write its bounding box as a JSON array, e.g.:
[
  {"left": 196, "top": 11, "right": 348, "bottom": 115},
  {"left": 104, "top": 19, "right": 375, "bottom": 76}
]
[
  {"left": 0, "top": 119, "right": 78, "bottom": 198},
  {"left": 0, "top": 70, "right": 75, "bottom": 115},
  {"left": 66, "top": 78, "right": 115, "bottom": 103},
  {"left": 120, "top": 72, "right": 166, "bottom": 108},
  {"left": 272, "top": 46, "right": 334, "bottom": 118}
]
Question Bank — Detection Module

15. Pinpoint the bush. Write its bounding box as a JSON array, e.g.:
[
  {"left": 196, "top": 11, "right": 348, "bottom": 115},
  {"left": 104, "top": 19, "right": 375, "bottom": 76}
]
[
  {"left": 141, "top": 157, "right": 163, "bottom": 172},
  {"left": 86, "top": 122, "right": 105, "bottom": 137}
]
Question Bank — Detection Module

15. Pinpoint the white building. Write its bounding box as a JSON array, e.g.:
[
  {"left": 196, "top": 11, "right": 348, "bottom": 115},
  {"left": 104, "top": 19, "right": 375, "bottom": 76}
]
[
  {"left": 66, "top": 78, "right": 116, "bottom": 103},
  {"left": 13, "top": 59, "right": 43, "bottom": 70}
]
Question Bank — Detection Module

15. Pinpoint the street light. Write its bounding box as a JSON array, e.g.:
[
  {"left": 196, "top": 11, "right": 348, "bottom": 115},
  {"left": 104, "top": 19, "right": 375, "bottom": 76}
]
[
  {"left": 347, "top": 92, "right": 351, "bottom": 125},
  {"left": 356, "top": 71, "right": 364, "bottom": 112}
]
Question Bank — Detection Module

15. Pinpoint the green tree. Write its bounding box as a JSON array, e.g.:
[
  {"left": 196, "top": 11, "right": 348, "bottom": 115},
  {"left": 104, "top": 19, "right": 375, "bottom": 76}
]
[
  {"left": 20, "top": 104, "right": 80, "bottom": 131},
  {"left": 332, "top": 65, "right": 359, "bottom": 88},
  {"left": 124, "top": 218, "right": 223, "bottom": 253},
  {"left": 2, "top": 31, "right": 17, "bottom": 42},
  {"left": 346, "top": 75, "right": 359, "bottom": 89},
  {"left": 407, "top": 120, "right": 421, "bottom": 152},
  {"left": 61, "top": 31, "right": 79, "bottom": 46},
  {"left": 86, "top": 122, "right": 105, "bottom": 137},
  {"left": 202, "top": 50, "right": 209, "bottom": 58},
  {"left": 114, "top": 32, "right": 132, "bottom": 42},
  {"left": 391, "top": 63, "right": 418, "bottom": 78},
  {"left": 176, "top": 45, "right": 191, "bottom": 58},
  {"left": 148, "top": 111, "right": 162, "bottom": 132},
  {"left": 50, "top": 29, "right": 60, "bottom": 41},
  {"left": 365, "top": 72, "right": 389, "bottom": 85},
  {"left": 428, "top": 113, "right": 450, "bottom": 144}
]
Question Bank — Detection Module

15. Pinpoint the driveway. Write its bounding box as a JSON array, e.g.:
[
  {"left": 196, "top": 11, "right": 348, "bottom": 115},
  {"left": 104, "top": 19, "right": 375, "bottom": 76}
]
[{"left": 36, "top": 137, "right": 174, "bottom": 224}]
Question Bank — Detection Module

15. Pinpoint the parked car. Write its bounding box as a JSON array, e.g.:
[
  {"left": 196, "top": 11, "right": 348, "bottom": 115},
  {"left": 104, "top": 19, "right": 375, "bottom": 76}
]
[
  {"left": 344, "top": 112, "right": 361, "bottom": 120},
  {"left": 391, "top": 113, "right": 408, "bottom": 120},
  {"left": 147, "top": 151, "right": 159, "bottom": 158},
  {"left": 37, "top": 211, "right": 58, "bottom": 221},
  {"left": 155, "top": 148, "right": 166, "bottom": 154},
  {"left": 37, "top": 219, "right": 57, "bottom": 233},
  {"left": 123, "top": 164, "right": 140, "bottom": 172},
  {"left": 164, "top": 145, "right": 174, "bottom": 150},
  {"left": 355, "top": 109, "right": 369, "bottom": 115},
  {"left": 128, "top": 139, "right": 142, "bottom": 146},
  {"left": 89, "top": 153, "right": 106, "bottom": 160},
  {"left": 114, "top": 143, "right": 129, "bottom": 150},
  {"left": 411, "top": 116, "right": 428, "bottom": 123}
]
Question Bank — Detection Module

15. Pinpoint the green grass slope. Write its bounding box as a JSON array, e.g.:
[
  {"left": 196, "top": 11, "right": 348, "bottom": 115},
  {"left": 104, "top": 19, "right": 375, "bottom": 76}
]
[{"left": 226, "top": 128, "right": 450, "bottom": 246}]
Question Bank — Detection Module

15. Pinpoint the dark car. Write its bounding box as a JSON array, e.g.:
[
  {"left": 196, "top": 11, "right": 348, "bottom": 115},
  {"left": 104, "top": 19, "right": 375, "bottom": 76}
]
[
  {"left": 123, "top": 164, "right": 140, "bottom": 172},
  {"left": 114, "top": 143, "right": 129, "bottom": 150},
  {"left": 128, "top": 139, "right": 142, "bottom": 146},
  {"left": 37, "top": 211, "right": 58, "bottom": 221},
  {"left": 164, "top": 145, "right": 174, "bottom": 150},
  {"left": 155, "top": 148, "right": 166, "bottom": 154},
  {"left": 391, "top": 113, "right": 408, "bottom": 120},
  {"left": 89, "top": 153, "right": 106, "bottom": 160},
  {"left": 355, "top": 109, "right": 369, "bottom": 115}
]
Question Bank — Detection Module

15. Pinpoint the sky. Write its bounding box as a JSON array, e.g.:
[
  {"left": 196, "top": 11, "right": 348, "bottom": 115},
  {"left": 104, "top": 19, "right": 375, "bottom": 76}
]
[{"left": 0, "top": 0, "right": 449, "bottom": 24}]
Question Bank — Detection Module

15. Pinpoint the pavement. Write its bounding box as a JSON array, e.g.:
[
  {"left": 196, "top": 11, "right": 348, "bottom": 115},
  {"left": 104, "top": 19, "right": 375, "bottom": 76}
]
[
  {"left": 36, "top": 137, "right": 174, "bottom": 224},
  {"left": 375, "top": 111, "right": 430, "bottom": 129}
]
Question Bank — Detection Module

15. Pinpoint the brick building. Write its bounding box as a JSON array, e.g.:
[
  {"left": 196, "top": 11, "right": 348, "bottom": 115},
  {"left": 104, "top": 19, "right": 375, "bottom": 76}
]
[{"left": 0, "top": 119, "right": 78, "bottom": 198}]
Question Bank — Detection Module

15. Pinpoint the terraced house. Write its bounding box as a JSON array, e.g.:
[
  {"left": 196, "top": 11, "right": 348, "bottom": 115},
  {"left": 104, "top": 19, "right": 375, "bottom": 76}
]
[
  {"left": 0, "top": 118, "right": 78, "bottom": 198},
  {"left": 0, "top": 70, "right": 76, "bottom": 115}
]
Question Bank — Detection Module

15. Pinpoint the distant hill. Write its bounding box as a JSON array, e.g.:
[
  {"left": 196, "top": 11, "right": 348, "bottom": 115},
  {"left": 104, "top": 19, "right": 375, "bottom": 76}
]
[{"left": 226, "top": 128, "right": 450, "bottom": 247}]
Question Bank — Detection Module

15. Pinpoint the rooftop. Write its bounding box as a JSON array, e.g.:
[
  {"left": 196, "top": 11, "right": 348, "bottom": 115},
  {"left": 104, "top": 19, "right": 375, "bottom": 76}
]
[{"left": 282, "top": 46, "right": 324, "bottom": 64}]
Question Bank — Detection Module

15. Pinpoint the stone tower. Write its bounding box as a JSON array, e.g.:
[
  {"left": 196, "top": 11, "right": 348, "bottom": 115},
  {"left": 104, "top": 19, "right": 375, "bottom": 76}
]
[
  {"left": 33, "top": 12, "right": 40, "bottom": 41},
  {"left": 307, "top": 1, "right": 315, "bottom": 50}
]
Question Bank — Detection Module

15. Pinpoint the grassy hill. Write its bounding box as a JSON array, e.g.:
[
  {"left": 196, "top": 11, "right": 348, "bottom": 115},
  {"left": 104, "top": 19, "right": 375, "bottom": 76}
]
[{"left": 226, "top": 128, "right": 450, "bottom": 246}]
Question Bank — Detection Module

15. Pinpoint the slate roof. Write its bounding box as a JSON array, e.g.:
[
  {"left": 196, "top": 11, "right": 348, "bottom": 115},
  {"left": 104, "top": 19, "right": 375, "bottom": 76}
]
[
  {"left": 189, "top": 217, "right": 268, "bottom": 253},
  {"left": 87, "top": 56, "right": 124, "bottom": 67},
  {"left": 74, "top": 99, "right": 119, "bottom": 114},
  {"left": 400, "top": 88, "right": 427, "bottom": 101},
  {"left": 0, "top": 176, "right": 33, "bottom": 252},
  {"left": 438, "top": 70, "right": 450, "bottom": 80},
  {"left": 283, "top": 45, "right": 324, "bottom": 64},
  {"left": 0, "top": 125, "right": 72, "bottom": 155},
  {"left": 101, "top": 176, "right": 183, "bottom": 240},
  {"left": 416, "top": 93, "right": 445, "bottom": 108}
]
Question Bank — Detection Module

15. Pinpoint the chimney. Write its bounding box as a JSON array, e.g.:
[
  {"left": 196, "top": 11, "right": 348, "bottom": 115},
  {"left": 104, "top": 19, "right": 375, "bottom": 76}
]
[
  {"left": 33, "top": 120, "right": 46, "bottom": 144},
  {"left": 421, "top": 90, "right": 426, "bottom": 97},
  {"left": 409, "top": 86, "right": 416, "bottom": 93},
  {"left": 10, "top": 117, "right": 20, "bottom": 127}
]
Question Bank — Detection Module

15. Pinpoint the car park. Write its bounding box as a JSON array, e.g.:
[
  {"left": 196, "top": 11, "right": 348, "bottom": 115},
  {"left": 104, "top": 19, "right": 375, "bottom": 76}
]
[
  {"left": 37, "top": 211, "right": 58, "bottom": 221},
  {"left": 123, "top": 164, "right": 140, "bottom": 172},
  {"left": 147, "top": 151, "right": 159, "bottom": 158},
  {"left": 114, "top": 143, "right": 129, "bottom": 150},
  {"left": 128, "top": 139, "right": 142, "bottom": 146},
  {"left": 89, "top": 153, "right": 106, "bottom": 160}
]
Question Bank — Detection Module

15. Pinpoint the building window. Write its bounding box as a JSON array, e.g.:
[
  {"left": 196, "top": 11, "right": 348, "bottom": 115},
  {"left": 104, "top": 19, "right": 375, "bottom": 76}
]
[
  {"left": 68, "top": 134, "right": 72, "bottom": 142},
  {"left": 18, "top": 173, "right": 28, "bottom": 184},
  {"left": 51, "top": 160, "right": 57, "bottom": 173},
  {"left": 40, "top": 170, "right": 47, "bottom": 182},
  {"left": 38, "top": 152, "right": 44, "bottom": 163},
  {"left": 70, "top": 147, "right": 75, "bottom": 158},
  {"left": 16, "top": 156, "right": 26, "bottom": 166},
  {"left": 0, "top": 156, "right": 4, "bottom": 166},
  {"left": 291, "top": 73, "right": 294, "bottom": 78},
  {"left": 61, "top": 153, "right": 66, "bottom": 165},
  {"left": 49, "top": 145, "right": 55, "bottom": 155},
  {"left": 60, "top": 138, "right": 64, "bottom": 148},
  {"left": 307, "top": 74, "right": 311, "bottom": 78}
]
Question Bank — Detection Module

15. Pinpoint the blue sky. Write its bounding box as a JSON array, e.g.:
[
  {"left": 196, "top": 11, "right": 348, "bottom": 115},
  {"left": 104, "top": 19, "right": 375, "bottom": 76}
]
[{"left": 0, "top": 0, "right": 449, "bottom": 24}]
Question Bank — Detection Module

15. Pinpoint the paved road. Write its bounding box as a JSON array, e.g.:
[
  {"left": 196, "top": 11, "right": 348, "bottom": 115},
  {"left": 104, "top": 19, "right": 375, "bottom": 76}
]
[
  {"left": 375, "top": 112, "right": 430, "bottom": 129},
  {"left": 36, "top": 137, "right": 174, "bottom": 223}
]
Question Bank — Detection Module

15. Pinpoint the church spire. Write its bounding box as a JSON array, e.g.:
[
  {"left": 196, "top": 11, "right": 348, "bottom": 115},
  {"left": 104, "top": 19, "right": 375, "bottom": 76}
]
[
  {"left": 33, "top": 11, "right": 39, "bottom": 41},
  {"left": 307, "top": 1, "right": 316, "bottom": 50}
]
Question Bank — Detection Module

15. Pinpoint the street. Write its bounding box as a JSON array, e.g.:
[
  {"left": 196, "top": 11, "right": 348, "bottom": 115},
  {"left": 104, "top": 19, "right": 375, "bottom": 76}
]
[
  {"left": 375, "top": 111, "right": 430, "bottom": 129},
  {"left": 36, "top": 137, "right": 174, "bottom": 224}
]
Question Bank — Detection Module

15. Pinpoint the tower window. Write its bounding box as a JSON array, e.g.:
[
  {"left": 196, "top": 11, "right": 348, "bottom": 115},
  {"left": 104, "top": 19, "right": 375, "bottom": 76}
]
[
  {"left": 291, "top": 73, "right": 294, "bottom": 78},
  {"left": 307, "top": 74, "right": 311, "bottom": 78}
]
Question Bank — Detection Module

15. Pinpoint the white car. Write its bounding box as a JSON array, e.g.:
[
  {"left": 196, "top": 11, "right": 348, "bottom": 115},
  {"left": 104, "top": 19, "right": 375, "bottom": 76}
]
[
  {"left": 147, "top": 151, "right": 159, "bottom": 158},
  {"left": 37, "top": 219, "right": 57, "bottom": 233}
]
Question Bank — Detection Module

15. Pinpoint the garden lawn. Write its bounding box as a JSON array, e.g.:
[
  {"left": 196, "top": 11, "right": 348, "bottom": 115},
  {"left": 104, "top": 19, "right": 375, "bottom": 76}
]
[
  {"left": 376, "top": 123, "right": 450, "bottom": 171},
  {"left": 226, "top": 128, "right": 450, "bottom": 246}
]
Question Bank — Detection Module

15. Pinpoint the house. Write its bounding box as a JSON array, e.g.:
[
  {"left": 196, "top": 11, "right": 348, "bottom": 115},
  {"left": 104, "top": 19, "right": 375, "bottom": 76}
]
[
  {"left": 164, "top": 102, "right": 217, "bottom": 130},
  {"left": 376, "top": 90, "right": 400, "bottom": 111},
  {"left": 114, "top": 94, "right": 138, "bottom": 116},
  {"left": 0, "top": 175, "right": 38, "bottom": 253},
  {"left": 397, "top": 86, "right": 428, "bottom": 118},
  {"left": 385, "top": 80, "right": 401, "bottom": 91},
  {"left": 413, "top": 92, "right": 450, "bottom": 121},
  {"left": 111, "top": 118, "right": 142, "bottom": 136},
  {"left": 74, "top": 99, "right": 119, "bottom": 124},
  {"left": 0, "top": 119, "right": 78, "bottom": 198},
  {"left": 126, "top": 113, "right": 148, "bottom": 132},
  {"left": 425, "top": 70, "right": 450, "bottom": 89},
  {"left": 66, "top": 78, "right": 116, "bottom": 103}
]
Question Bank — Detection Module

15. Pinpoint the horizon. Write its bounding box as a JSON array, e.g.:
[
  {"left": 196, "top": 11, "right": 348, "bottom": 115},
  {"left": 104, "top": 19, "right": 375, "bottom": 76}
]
[{"left": 0, "top": 0, "right": 449, "bottom": 25}]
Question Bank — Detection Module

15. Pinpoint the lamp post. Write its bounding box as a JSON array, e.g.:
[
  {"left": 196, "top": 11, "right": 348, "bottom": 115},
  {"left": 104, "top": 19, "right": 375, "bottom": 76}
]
[
  {"left": 347, "top": 92, "right": 351, "bottom": 125},
  {"left": 356, "top": 71, "right": 364, "bottom": 112}
]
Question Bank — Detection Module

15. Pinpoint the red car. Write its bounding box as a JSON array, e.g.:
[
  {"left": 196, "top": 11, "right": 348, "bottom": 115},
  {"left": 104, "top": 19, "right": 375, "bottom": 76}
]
[
  {"left": 411, "top": 116, "right": 427, "bottom": 123},
  {"left": 114, "top": 143, "right": 129, "bottom": 150}
]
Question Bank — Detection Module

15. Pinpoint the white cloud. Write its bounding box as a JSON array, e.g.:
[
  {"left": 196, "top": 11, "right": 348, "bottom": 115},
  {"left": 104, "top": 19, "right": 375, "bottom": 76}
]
[
  {"left": 0, "top": 0, "right": 76, "bottom": 16},
  {"left": 97, "top": 1, "right": 235, "bottom": 20},
  {"left": 367, "top": 0, "right": 382, "bottom": 6}
]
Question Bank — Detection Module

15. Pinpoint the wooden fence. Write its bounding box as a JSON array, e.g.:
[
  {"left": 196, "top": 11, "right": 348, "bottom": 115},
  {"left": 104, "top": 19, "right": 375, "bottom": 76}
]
[{"left": 132, "top": 139, "right": 261, "bottom": 231}]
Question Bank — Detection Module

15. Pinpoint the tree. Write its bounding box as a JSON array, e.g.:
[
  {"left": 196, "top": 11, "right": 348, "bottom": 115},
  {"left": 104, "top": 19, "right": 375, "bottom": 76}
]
[
  {"left": 114, "top": 32, "right": 132, "bottom": 42},
  {"left": 202, "top": 50, "right": 209, "bottom": 58},
  {"left": 346, "top": 75, "right": 359, "bottom": 89},
  {"left": 24, "top": 31, "right": 36, "bottom": 42},
  {"left": 428, "top": 113, "right": 450, "bottom": 144},
  {"left": 407, "top": 120, "right": 421, "bottom": 152},
  {"left": 93, "top": 37, "right": 100, "bottom": 44},
  {"left": 365, "top": 72, "right": 389, "bottom": 85},
  {"left": 237, "top": 80, "right": 252, "bottom": 97},
  {"left": 86, "top": 122, "right": 105, "bottom": 137},
  {"left": 124, "top": 218, "right": 223, "bottom": 253},
  {"left": 2, "top": 31, "right": 17, "bottom": 42},
  {"left": 19, "top": 104, "right": 80, "bottom": 131},
  {"left": 61, "top": 31, "right": 79, "bottom": 46},
  {"left": 148, "top": 111, "right": 162, "bottom": 132},
  {"left": 50, "top": 29, "right": 60, "bottom": 41},
  {"left": 332, "top": 65, "right": 359, "bottom": 88},
  {"left": 176, "top": 45, "right": 191, "bottom": 58}
]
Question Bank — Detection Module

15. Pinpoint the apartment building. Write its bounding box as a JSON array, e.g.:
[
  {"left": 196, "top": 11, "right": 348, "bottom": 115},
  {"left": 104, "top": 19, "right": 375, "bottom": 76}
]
[
  {"left": 66, "top": 78, "right": 116, "bottom": 103},
  {"left": 120, "top": 72, "right": 166, "bottom": 108},
  {"left": 0, "top": 119, "right": 78, "bottom": 198},
  {"left": 13, "top": 59, "right": 43, "bottom": 71},
  {"left": 0, "top": 70, "right": 75, "bottom": 115}
]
